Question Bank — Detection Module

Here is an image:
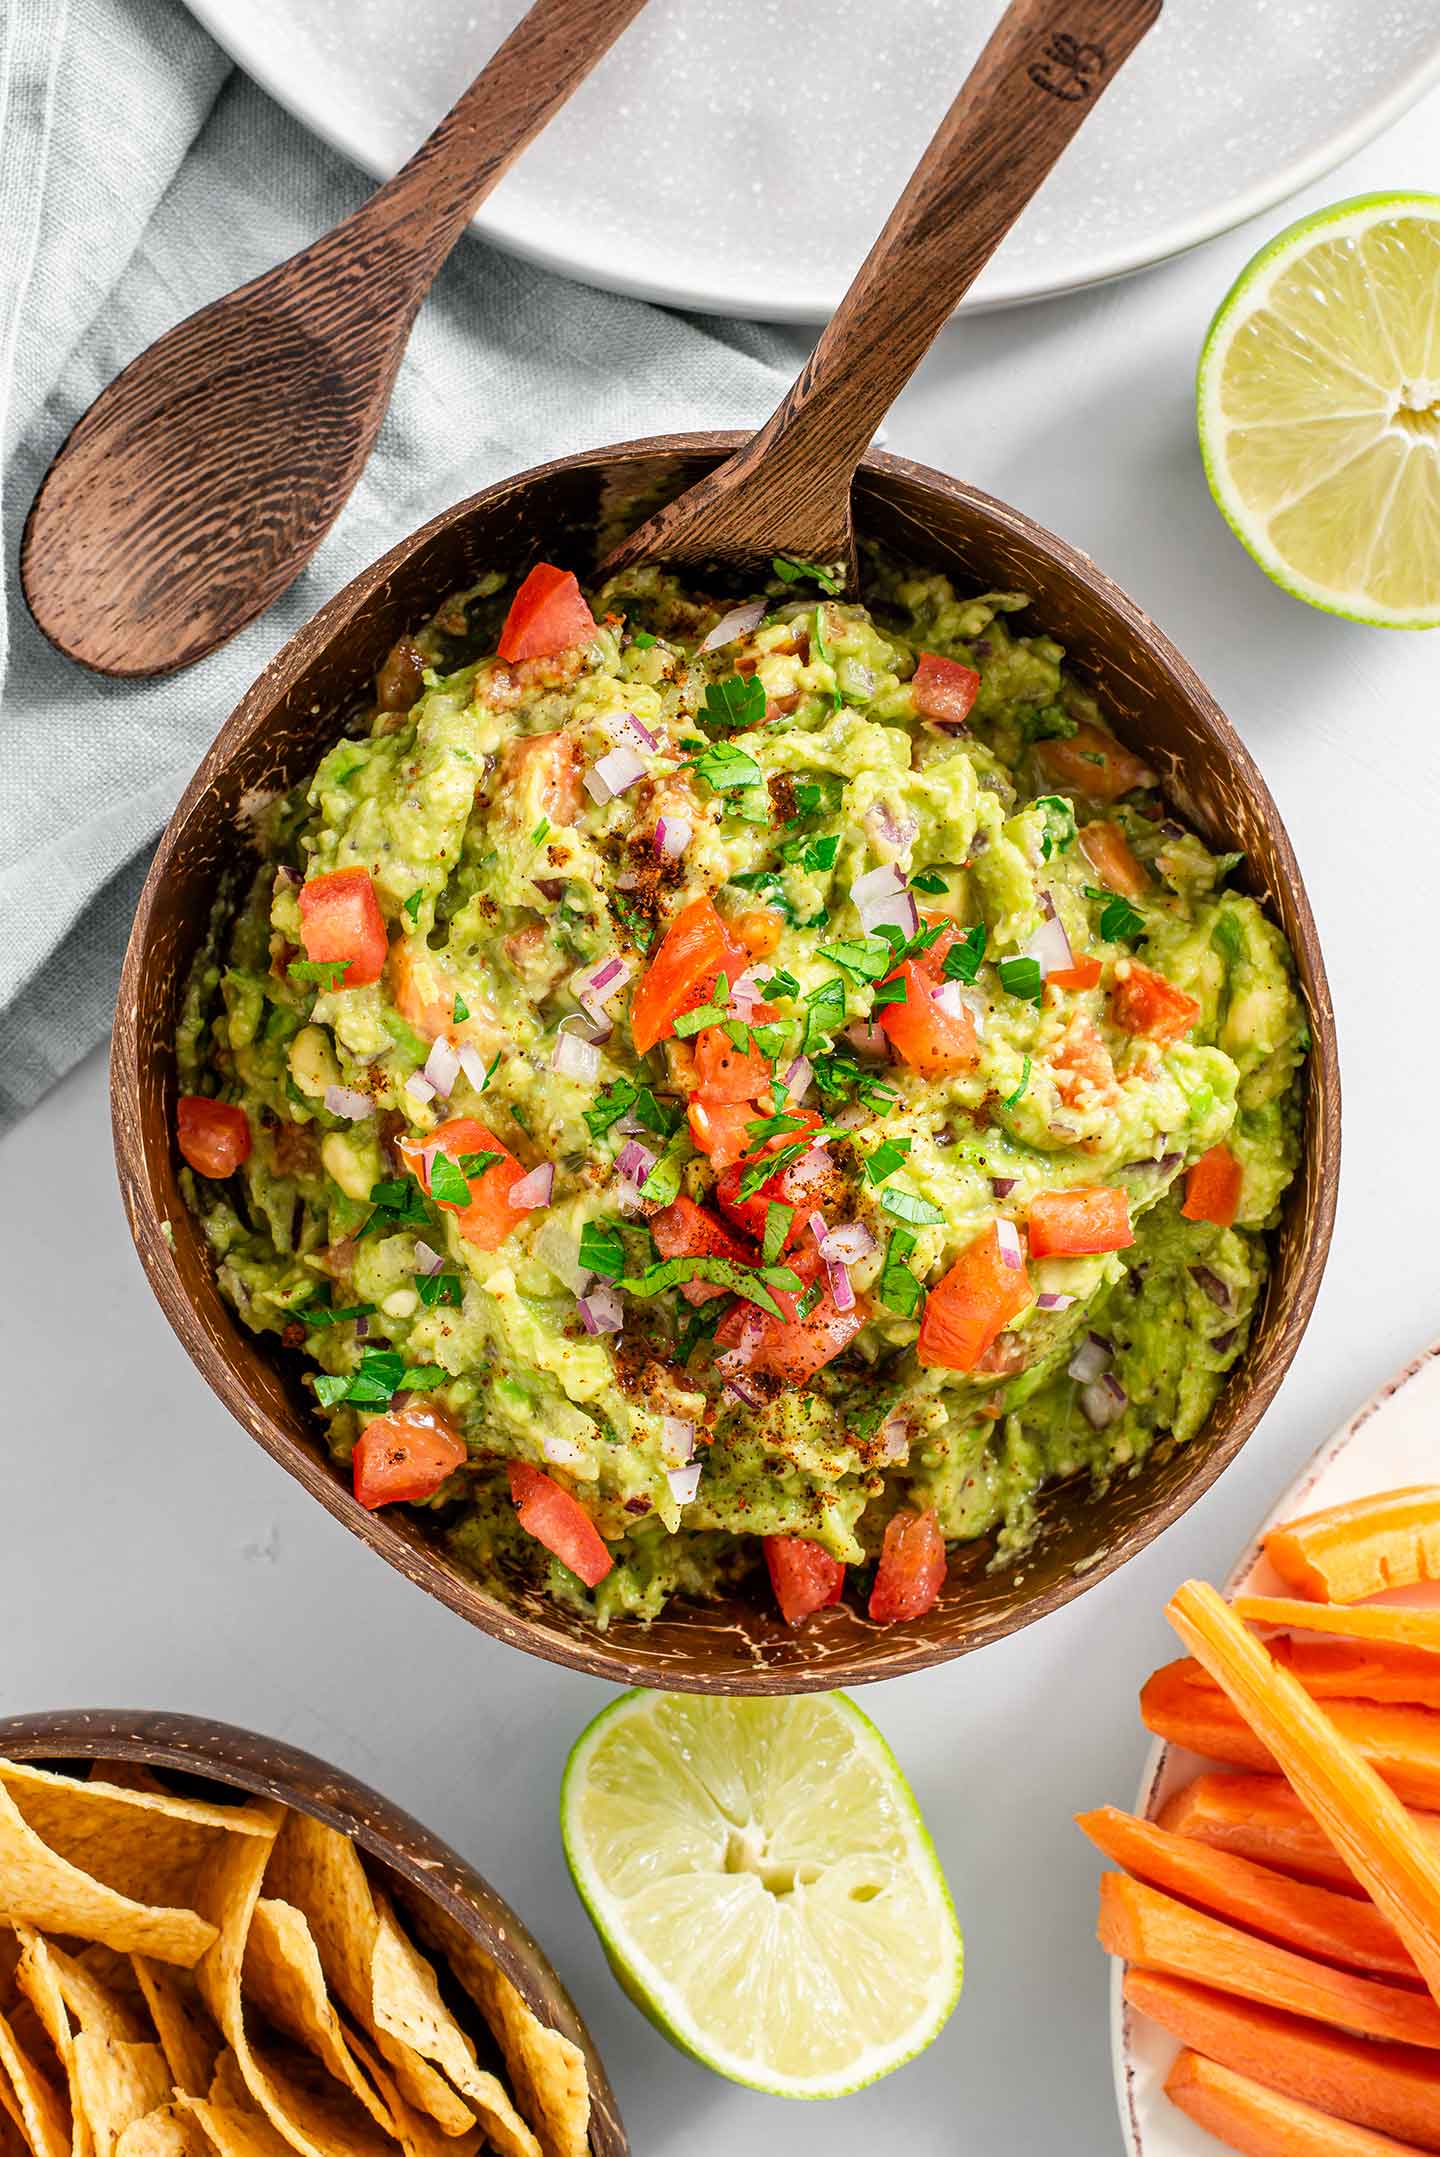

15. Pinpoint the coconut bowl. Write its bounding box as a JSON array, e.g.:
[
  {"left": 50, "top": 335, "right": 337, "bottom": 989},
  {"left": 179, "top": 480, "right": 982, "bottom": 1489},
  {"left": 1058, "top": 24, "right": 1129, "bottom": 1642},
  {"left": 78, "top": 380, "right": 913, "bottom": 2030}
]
[
  {"left": 111, "top": 433, "right": 1341, "bottom": 1693},
  {"left": 0, "top": 1704, "right": 625, "bottom": 2153}
]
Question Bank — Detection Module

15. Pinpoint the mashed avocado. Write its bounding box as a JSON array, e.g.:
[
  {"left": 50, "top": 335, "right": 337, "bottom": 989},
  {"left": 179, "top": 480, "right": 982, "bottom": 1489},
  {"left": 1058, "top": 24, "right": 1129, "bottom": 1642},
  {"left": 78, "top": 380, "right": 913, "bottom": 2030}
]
[{"left": 177, "top": 554, "right": 1306, "bottom": 1627}]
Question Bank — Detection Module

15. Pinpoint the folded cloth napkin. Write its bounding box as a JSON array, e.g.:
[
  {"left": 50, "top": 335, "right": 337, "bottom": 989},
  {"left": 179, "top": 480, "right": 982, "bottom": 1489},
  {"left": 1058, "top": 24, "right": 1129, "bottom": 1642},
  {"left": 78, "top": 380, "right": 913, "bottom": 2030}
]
[{"left": 0, "top": 0, "right": 802, "bottom": 1132}]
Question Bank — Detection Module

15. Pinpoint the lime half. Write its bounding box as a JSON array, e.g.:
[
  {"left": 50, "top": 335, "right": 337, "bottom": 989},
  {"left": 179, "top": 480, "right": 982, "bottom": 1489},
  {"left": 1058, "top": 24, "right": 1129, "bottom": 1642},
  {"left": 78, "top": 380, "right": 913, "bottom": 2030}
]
[
  {"left": 1197, "top": 192, "right": 1440, "bottom": 627},
  {"left": 560, "top": 1690, "right": 962, "bottom": 2098}
]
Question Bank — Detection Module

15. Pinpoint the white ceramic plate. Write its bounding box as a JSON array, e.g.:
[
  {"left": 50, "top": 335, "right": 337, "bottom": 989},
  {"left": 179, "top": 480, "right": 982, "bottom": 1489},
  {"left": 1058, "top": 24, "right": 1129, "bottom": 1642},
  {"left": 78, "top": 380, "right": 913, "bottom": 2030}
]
[
  {"left": 181, "top": 0, "right": 1440, "bottom": 322},
  {"left": 1112, "top": 1340, "right": 1440, "bottom": 2157}
]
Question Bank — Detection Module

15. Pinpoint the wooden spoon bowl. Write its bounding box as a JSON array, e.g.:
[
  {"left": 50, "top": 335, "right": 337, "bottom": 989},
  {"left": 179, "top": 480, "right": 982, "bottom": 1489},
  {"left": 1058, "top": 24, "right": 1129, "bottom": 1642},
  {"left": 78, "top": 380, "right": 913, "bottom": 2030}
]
[
  {"left": 112, "top": 433, "right": 1340, "bottom": 1693},
  {"left": 0, "top": 1704, "right": 627, "bottom": 2154}
]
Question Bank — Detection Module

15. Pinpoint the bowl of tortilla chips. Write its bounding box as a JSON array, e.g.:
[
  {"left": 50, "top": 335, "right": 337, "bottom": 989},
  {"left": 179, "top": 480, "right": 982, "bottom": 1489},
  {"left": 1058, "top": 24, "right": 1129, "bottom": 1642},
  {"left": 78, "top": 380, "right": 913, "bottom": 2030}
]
[{"left": 0, "top": 1709, "right": 623, "bottom": 2157}]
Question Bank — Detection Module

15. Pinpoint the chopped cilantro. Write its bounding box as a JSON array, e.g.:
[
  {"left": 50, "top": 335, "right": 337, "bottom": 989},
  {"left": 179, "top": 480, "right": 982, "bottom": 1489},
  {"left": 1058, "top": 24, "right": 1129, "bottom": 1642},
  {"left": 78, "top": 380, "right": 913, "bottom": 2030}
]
[
  {"left": 314, "top": 1348, "right": 447, "bottom": 1411},
  {"left": 762, "top": 1202, "right": 794, "bottom": 1265},
  {"left": 481, "top": 1049, "right": 501, "bottom": 1090},
  {"left": 750, "top": 1019, "right": 792, "bottom": 1062},
  {"left": 1003, "top": 1056, "right": 1032, "bottom": 1109},
  {"left": 701, "top": 675, "right": 767, "bottom": 734},
  {"left": 585, "top": 1077, "right": 638, "bottom": 1138},
  {"left": 785, "top": 832, "right": 839, "bottom": 873},
  {"left": 295, "top": 1294, "right": 375, "bottom": 1330},
  {"left": 639, "top": 1129, "right": 689, "bottom": 1208},
  {"left": 620, "top": 1254, "right": 793, "bottom": 1319},
  {"left": 288, "top": 958, "right": 351, "bottom": 993},
  {"left": 672, "top": 974, "right": 730, "bottom": 1039},
  {"left": 792, "top": 774, "right": 844, "bottom": 821},
  {"left": 360, "top": 1177, "right": 431, "bottom": 1239},
  {"left": 416, "top": 1272, "right": 462, "bottom": 1310},
  {"left": 1211, "top": 911, "right": 1245, "bottom": 965},
  {"left": 771, "top": 555, "right": 840, "bottom": 594},
  {"left": 530, "top": 817, "right": 551, "bottom": 848},
  {"left": 941, "top": 923, "right": 987, "bottom": 984},
  {"left": 402, "top": 890, "right": 424, "bottom": 923},
  {"left": 911, "top": 869, "right": 948, "bottom": 895},
  {"left": 812, "top": 607, "right": 833, "bottom": 664},
  {"left": 864, "top": 1138, "right": 912, "bottom": 1185},
  {"left": 877, "top": 1229, "right": 925, "bottom": 1319},
  {"left": 1035, "top": 794, "right": 1076, "bottom": 860},
  {"left": 1099, "top": 894, "right": 1146, "bottom": 943},
  {"left": 456, "top": 1148, "right": 503, "bottom": 1179},
  {"left": 820, "top": 935, "right": 892, "bottom": 982},
  {"left": 631, "top": 628, "right": 658, "bottom": 650},
  {"left": 428, "top": 1153, "right": 473, "bottom": 1208},
  {"left": 723, "top": 1017, "right": 751, "bottom": 1053},
  {"left": 795, "top": 1279, "right": 824, "bottom": 1320},
  {"left": 1017, "top": 703, "right": 1076, "bottom": 744},
  {"left": 578, "top": 1222, "right": 625, "bottom": 1281},
  {"left": 880, "top": 1187, "right": 944, "bottom": 1227},
  {"left": 872, "top": 976, "right": 906, "bottom": 1010},
  {"left": 802, "top": 973, "right": 847, "bottom": 1054},
  {"left": 760, "top": 968, "right": 800, "bottom": 1000},
  {"left": 690, "top": 739, "right": 764, "bottom": 795},
  {"left": 453, "top": 992, "right": 469, "bottom": 1024},
  {"left": 997, "top": 954, "right": 1044, "bottom": 1004},
  {"left": 634, "top": 1086, "right": 681, "bottom": 1137}
]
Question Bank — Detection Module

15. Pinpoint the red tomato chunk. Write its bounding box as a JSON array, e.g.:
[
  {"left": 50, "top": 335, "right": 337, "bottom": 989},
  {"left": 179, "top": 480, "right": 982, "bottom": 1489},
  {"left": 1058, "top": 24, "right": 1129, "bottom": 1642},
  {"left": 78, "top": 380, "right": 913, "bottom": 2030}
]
[
  {"left": 176, "top": 1096, "right": 251, "bottom": 1179},
  {"left": 508, "top": 1461, "right": 612, "bottom": 1586}
]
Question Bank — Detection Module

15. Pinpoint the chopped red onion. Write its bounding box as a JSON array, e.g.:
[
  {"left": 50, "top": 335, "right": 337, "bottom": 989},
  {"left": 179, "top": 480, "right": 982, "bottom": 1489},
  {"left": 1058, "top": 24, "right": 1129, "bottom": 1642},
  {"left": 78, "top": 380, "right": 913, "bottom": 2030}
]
[
  {"left": 543, "top": 1434, "right": 588, "bottom": 1467},
  {"left": 659, "top": 1415, "right": 695, "bottom": 1468},
  {"left": 851, "top": 864, "right": 918, "bottom": 941},
  {"left": 508, "top": 1163, "right": 554, "bottom": 1211},
  {"left": 457, "top": 1043, "right": 489, "bottom": 1091},
  {"left": 834, "top": 1102, "right": 870, "bottom": 1131},
  {"left": 552, "top": 1029, "right": 601, "bottom": 1083},
  {"left": 353, "top": 1315, "right": 370, "bottom": 1339},
  {"left": 577, "top": 1282, "right": 623, "bottom": 1334},
  {"left": 1067, "top": 1333, "right": 1112, "bottom": 1385},
  {"left": 1189, "top": 1264, "right": 1233, "bottom": 1310},
  {"left": 1036, "top": 1291, "right": 1076, "bottom": 1311},
  {"left": 422, "top": 1034, "right": 460, "bottom": 1099},
  {"left": 1081, "top": 1373, "right": 1129, "bottom": 1429},
  {"left": 413, "top": 1240, "right": 446, "bottom": 1275},
  {"left": 654, "top": 815, "right": 691, "bottom": 858},
  {"left": 323, "top": 1084, "right": 372, "bottom": 1121},
  {"left": 990, "top": 1176, "right": 1017, "bottom": 1200},
  {"left": 783, "top": 1055, "right": 813, "bottom": 1103},
  {"left": 878, "top": 1409, "right": 909, "bottom": 1464},
  {"left": 619, "top": 712, "right": 660, "bottom": 753},
  {"left": 698, "top": 599, "right": 766, "bottom": 652},
  {"left": 727, "top": 968, "right": 766, "bottom": 1014},
  {"left": 825, "top": 1258, "right": 855, "bottom": 1312},
  {"left": 666, "top": 1460, "right": 704, "bottom": 1506},
  {"left": 616, "top": 1139, "right": 657, "bottom": 1188},
  {"left": 862, "top": 800, "right": 918, "bottom": 852},
  {"left": 844, "top": 1018, "right": 890, "bottom": 1060},
  {"left": 1025, "top": 908, "right": 1074, "bottom": 979},
  {"left": 404, "top": 1070, "right": 436, "bottom": 1105},
  {"left": 721, "top": 1372, "right": 765, "bottom": 1408},
  {"left": 806, "top": 1209, "right": 829, "bottom": 1251},
  {"left": 820, "top": 1221, "right": 876, "bottom": 1265},
  {"left": 571, "top": 954, "right": 633, "bottom": 1024},
  {"left": 584, "top": 745, "right": 646, "bottom": 804},
  {"left": 994, "top": 1217, "right": 1023, "bottom": 1271},
  {"left": 274, "top": 864, "right": 301, "bottom": 888}
]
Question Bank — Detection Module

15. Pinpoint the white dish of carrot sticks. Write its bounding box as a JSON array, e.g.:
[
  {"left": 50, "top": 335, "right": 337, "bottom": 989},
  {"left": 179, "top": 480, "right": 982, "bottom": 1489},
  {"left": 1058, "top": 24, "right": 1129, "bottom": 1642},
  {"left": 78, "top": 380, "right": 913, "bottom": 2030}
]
[{"left": 1105, "top": 1339, "right": 1440, "bottom": 2157}]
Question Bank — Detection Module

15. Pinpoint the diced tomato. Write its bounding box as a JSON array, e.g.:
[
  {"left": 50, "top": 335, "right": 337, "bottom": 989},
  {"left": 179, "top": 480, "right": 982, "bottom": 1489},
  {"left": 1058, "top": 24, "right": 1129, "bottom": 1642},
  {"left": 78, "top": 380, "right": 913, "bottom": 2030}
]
[
  {"left": 692, "top": 1006, "right": 777, "bottom": 1103},
  {"left": 352, "top": 1403, "right": 466, "bottom": 1510},
  {"left": 869, "top": 1509, "right": 947, "bottom": 1623},
  {"left": 1027, "top": 1186, "right": 1133, "bottom": 1258},
  {"left": 631, "top": 896, "right": 746, "bottom": 1055},
  {"left": 1036, "top": 723, "right": 1155, "bottom": 805},
  {"left": 687, "top": 1098, "right": 758, "bottom": 1172},
  {"left": 502, "top": 730, "right": 584, "bottom": 826},
  {"left": 1047, "top": 954, "right": 1103, "bottom": 993},
  {"left": 713, "top": 1111, "right": 829, "bottom": 1242},
  {"left": 765, "top": 1537, "right": 845, "bottom": 1625},
  {"left": 507, "top": 1461, "right": 612, "bottom": 1587},
  {"left": 1182, "top": 1144, "right": 1243, "bottom": 1228},
  {"left": 1078, "top": 820, "right": 1149, "bottom": 900},
  {"left": 496, "top": 564, "right": 597, "bottom": 664},
  {"left": 714, "top": 1248, "right": 863, "bottom": 1383},
  {"left": 733, "top": 907, "right": 786, "bottom": 959},
  {"left": 878, "top": 961, "right": 979, "bottom": 1077},
  {"left": 917, "top": 1222, "right": 1033, "bottom": 1372},
  {"left": 297, "top": 868, "right": 388, "bottom": 987},
  {"left": 912, "top": 651, "right": 980, "bottom": 727},
  {"left": 1111, "top": 962, "right": 1201, "bottom": 1043},
  {"left": 176, "top": 1096, "right": 251, "bottom": 1179},
  {"left": 397, "top": 1116, "right": 528, "bottom": 1251},
  {"left": 651, "top": 1196, "right": 756, "bottom": 1304},
  {"left": 1051, "top": 1014, "right": 1119, "bottom": 1107}
]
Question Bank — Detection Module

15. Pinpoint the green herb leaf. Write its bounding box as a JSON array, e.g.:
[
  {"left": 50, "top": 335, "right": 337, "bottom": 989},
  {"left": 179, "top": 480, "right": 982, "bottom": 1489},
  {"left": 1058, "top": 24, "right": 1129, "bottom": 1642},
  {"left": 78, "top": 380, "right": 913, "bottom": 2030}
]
[
  {"left": 1017, "top": 703, "right": 1076, "bottom": 745},
  {"left": 288, "top": 958, "right": 351, "bottom": 993},
  {"left": 1003, "top": 1055, "right": 1032, "bottom": 1109},
  {"left": 456, "top": 1149, "right": 503, "bottom": 1179},
  {"left": 871, "top": 976, "right": 906, "bottom": 1010},
  {"left": 997, "top": 955, "right": 1044, "bottom": 1004},
  {"left": 877, "top": 1229, "right": 925, "bottom": 1319},
  {"left": 750, "top": 1020, "right": 792, "bottom": 1063},
  {"left": 1035, "top": 794, "right": 1077, "bottom": 860},
  {"left": 762, "top": 1201, "right": 794, "bottom": 1266},
  {"left": 314, "top": 1348, "right": 449, "bottom": 1412},
  {"left": 820, "top": 936, "right": 892, "bottom": 983},
  {"left": 631, "top": 629, "right": 657, "bottom": 650},
  {"left": 295, "top": 1294, "right": 376, "bottom": 1330},
  {"left": 416, "top": 1272, "right": 463, "bottom": 1309},
  {"left": 402, "top": 890, "right": 423, "bottom": 923},
  {"left": 864, "top": 1138, "right": 911, "bottom": 1186},
  {"left": 795, "top": 1279, "right": 824, "bottom": 1320},
  {"left": 578, "top": 1222, "right": 625, "bottom": 1280},
  {"left": 880, "top": 1186, "right": 944, "bottom": 1227},
  {"left": 1094, "top": 891, "right": 1145, "bottom": 942},
  {"left": 453, "top": 993, "right": 470, "bottom": 1024},
  {"left": 941, "top": 923, "right": 987, "bottom": 984},
  {"left": 360, "top": 1177, "right": 432, "bottom": 1239},
  {"left": 802, "top": 973, "right": 847, "bottom": 1054},
  {"left": 792, "top": 774, "right": 844, "bottom": 821},
  {"left": 586, "top": 1077, "right": 640, "bottom": 1136},
  {"left": 620, "top": 1254, "right": 784, "bottom": 1318},
  {"left": 428, "top": 1153, "right": 473, "bottom": 1208},
  {"left": 639, "top": 1128, "right": 690, "bottom": 1209},
  {"left": 701, "top": 675, "right": 767, "bottom": 734},
  {"left": 760, "top": 968, "right": 799, "bottom": 1000},
  {"left": 771, "top": 555, "right": 840, "bottom": 594},
  {"left": 691, "top": 739, "right": 764, "bottom": 795},
  {"left": 1211, "top": 912, "right": 1245, "bottom": 965},
  {"left": 910, "top": 870, "right": 948, "bottom": 895},
  {"left": 530, "top": 817, "right": 551, "bottom": 847}
]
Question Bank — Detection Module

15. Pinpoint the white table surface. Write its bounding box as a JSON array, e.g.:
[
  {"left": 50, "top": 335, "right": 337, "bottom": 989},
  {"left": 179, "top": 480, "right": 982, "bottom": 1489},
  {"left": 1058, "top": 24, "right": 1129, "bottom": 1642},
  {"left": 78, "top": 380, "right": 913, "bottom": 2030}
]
[{"left": 5, "top": 90, "right": 1438, "bottom": 2157}]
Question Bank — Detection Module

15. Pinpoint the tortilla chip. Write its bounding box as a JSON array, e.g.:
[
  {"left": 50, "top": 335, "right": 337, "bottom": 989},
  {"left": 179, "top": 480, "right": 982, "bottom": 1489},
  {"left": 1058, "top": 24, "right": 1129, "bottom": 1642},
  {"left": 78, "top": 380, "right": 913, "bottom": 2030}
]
[
  {"left": 343, "top": 2034, "right": 480, "bottom": 2157},
  {"left": 129, "top": 1965, "right": 216, "bottom": 2103},
  {"left": 0, "top": 1787, "right": 215, "bottom": 1969},
  {"left": 112, "top": 2107, "right": 211, "bottom": 2157},
  {"left": 0, "top": 1936, "right": 21, "bottom": 2012},
  {"left": 368, "top": 1899, "right": 538, "bottom": 2157},
  {"left": 0, "top": 1770, "right": 266, "bottom": 1918},
  {"left": 84, "top": 1771, "right": 166, "bottom": 1802},
  {"left": 240, "top": 1904, "right": 389, "bottom": 2134},
  {"left": 12, "top": 1927, "right": 108, "bottom": 2157},
  {"left": 26, "top": 1944, "right": 144, "bottom": 2049},
  {"left": 262, "top": 1816, "right": 473, "bottom": 2140},
  {"left": 69, "top": 2039, "right": 170, "bottom": 2157},
  {"left": 0, "top": 2004, "right": 71, "bottom": 2157},
  {"left": 189, "top": 1804, "right": 392, "bottom": 2157},
  {"left": 402, "top": 1901, "right": 588, "bottom": 2157},
  {"left": 173, "top": 2100, "right": 289, "bottom": 2157}
]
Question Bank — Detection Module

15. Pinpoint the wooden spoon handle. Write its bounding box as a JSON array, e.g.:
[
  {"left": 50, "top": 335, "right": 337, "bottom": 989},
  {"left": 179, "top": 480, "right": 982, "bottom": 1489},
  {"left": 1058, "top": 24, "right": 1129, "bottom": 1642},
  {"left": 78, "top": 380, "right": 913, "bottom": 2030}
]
[
  {"left": 338, "top": 0, "right": 650, "bottom": 280},
  {"left": 611, "top": 0, "right": 1160, "bottom": 570}
]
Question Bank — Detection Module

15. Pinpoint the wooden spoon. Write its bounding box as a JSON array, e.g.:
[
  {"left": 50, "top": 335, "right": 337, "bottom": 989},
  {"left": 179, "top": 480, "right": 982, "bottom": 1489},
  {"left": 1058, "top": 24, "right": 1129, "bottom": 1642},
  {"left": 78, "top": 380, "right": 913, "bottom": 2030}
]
[
  {"left": 603, "top": 0, "right": 1161, "bottom": 585},
  {"left": 21, "top": 0, "right": 649, "bottom": 680}
]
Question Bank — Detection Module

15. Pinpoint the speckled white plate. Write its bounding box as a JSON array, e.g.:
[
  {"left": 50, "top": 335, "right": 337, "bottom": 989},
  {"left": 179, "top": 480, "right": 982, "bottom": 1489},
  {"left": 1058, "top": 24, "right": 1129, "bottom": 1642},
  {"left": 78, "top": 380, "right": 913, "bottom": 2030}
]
[
  {"left": 181, "top": 0, "right": 1440, "bottom": 321},
  {"left": 1112, "top": 1339, "right": 1440, "bottom": 2157}
]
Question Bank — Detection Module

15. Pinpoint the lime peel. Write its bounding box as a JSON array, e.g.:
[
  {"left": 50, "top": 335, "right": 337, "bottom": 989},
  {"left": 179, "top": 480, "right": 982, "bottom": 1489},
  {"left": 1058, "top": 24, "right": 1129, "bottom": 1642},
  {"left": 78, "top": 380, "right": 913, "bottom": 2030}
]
[
  {"left": 1197, "top": 192, "right": 1440, "bottom": 629},
  {"left": 560, "top": 1688, "right": 963, "bottom": 2098}
]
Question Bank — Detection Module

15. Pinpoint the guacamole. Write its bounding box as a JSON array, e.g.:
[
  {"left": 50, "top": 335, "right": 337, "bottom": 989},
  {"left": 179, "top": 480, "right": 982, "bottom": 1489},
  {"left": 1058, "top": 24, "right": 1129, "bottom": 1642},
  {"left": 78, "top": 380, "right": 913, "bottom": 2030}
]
[{"left": 176, "top": 553, "right": 1306, "bottom": 1628}]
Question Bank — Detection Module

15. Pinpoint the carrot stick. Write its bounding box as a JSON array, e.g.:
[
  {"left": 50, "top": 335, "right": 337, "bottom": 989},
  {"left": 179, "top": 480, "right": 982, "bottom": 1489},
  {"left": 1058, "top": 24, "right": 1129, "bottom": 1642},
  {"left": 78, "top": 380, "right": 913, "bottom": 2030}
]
[
  {"left": 1097, "top": 1874, "right": 1440, "bottom": 2048},
  {"left": 1239, "top": 1597, "right": 1440, "bottom": 1654},
  {"left": 1169, "top": 1581, "right": 1440, "bottom": 2010},
  {"left": 1159, "top": 1774, "right": 1440, "bottom": 1893},
  {"left": 1161, "top": 1642, "right": 1440, "bottom": 1713},
  {"left": 1141, "top": 1660, "right": 1440, "bottom": 1812},
  {"left": 1264, "top": 1489, "right": 1440, "bottom": 1604},
  {"left": 1127, "top": 1971, "right": 1440, "bottom": 2150},
  {"left": 1166, "top": 2047, "right": 1436, "bottom": 2157},
  {"left": 1078, "top": 1806, "right": 1416, "bottom": 1980}
]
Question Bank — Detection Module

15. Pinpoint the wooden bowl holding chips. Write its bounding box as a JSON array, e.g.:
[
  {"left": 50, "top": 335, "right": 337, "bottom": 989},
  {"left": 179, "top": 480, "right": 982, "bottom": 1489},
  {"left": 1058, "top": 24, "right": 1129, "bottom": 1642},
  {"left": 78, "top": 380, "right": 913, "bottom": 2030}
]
[
  {"left": 112, "top": 434, "right": 1341, "bottom": 1694},
  {"left": 0, "top": 1707, "right": 624, "bottom": 2157}
]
